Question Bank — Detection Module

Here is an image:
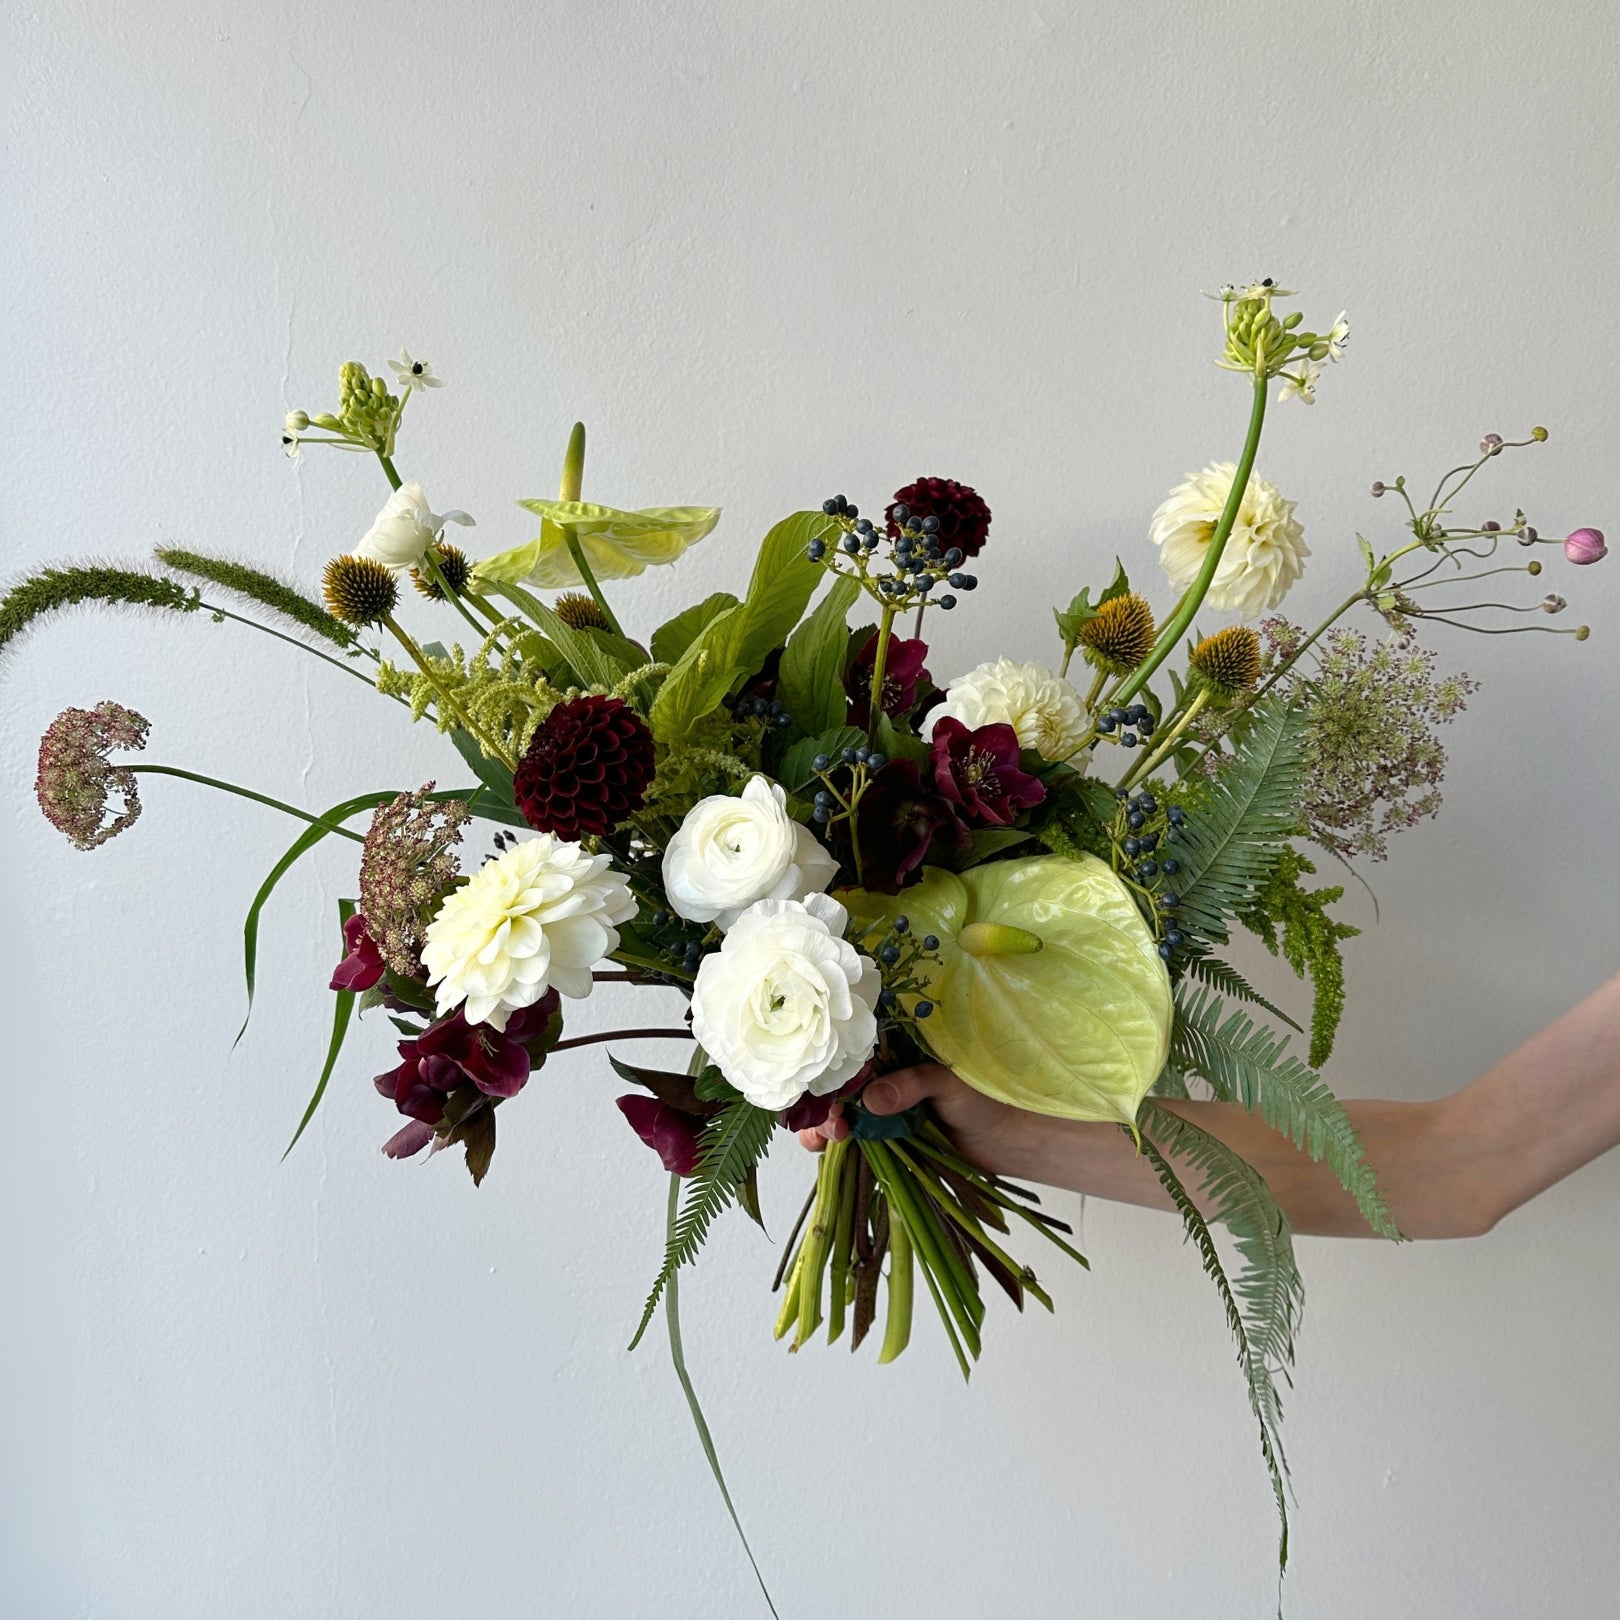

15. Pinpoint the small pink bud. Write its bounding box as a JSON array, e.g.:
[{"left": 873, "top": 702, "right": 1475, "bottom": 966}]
[{"left": 1564, "top": 527, "right": 1607, "bottom": 565}]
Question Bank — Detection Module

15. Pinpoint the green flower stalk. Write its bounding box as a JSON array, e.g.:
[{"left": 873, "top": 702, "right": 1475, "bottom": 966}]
[
  {"left": 554, "top": 423, "right": 626, "bottom": 639},
  {"left": 154, "top": 547, "right": 354, "bottom": 646},
  {"left": 0, "top": 566, "right": 201, "bottom": 657}
]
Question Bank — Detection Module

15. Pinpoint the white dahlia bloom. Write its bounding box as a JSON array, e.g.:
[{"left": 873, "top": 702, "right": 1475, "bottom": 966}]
[
  {"left": 421, "top": 834, "right": 636, "bottom": 1030},
  {"left": 354, "top": 480, "right": 474, "bottom": 570},
  {"left": 927, "top": 658, "right": 1087, "bottom": 762},
  {"left": 1149, "top": 460, "right": 1309, "bottom": 616},
  {"left": 690, "top": 893, "right": 880, "bottom": 1111},
  {"left": 663, "top": 775, "right": 839, "bottom": 931}
]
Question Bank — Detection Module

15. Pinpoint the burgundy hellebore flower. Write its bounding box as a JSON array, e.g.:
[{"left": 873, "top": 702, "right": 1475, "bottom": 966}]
[
  {"left": 330, "top": 912, "right": 386, "bottom": 992},
  {"left": 1565, "top": 527, "right": 1608, "bottom": 565},
  {"left": 615, "top": 1095, "right": 706, "bottom": 1176},
  {"left": 846, "top": 632, "right": 931, "bottom": 726},
  {"left": 780, "top": 1065, "right": 874, "bottom": 1134},
  {"left": 929, "top": 717, "right": 1046, "bottom": 827},
  {"left": 853, "top": 758, "right": 968, "bottom": 893},
  {"left": 374, "top": 992, "right": 559, "bottom": 1157}
]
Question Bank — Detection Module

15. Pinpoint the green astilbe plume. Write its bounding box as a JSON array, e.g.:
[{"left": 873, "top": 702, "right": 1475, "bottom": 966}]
[
  {"left": 376, "top": 630, "right": 568, "bottom": 755},
  {"left": 1137, "top": 1099, "right": 1300, "bottom": 1577},
  {"left": 154, "top": 548, "right": 353, "bottom": 647},
  {"left": 0, "top": 565, "right": 201, "bottom": 657},
  {"left": 628, "top": 1097, "right": 776, "bottom": 1352},
  {"left": 1170, "top": 983, "right": 1400, "bottom": 1239},
  {"left": 1238, "top": 846, "right": 1358, "bottom": 1068}
]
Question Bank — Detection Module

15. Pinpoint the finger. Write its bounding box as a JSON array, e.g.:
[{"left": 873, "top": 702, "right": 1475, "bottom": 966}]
[
  {"left": 797, "top": 1127, "right": 828, "bottom": 1153},
  {"left": 863, "top": 1063, "right": 955, "bottom": 1115}
]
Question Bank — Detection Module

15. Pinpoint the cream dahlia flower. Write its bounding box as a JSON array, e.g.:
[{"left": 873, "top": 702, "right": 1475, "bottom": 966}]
[
  {"left": 927, "top": 658, "right": 1088, "bottom": 762},
  {"left": 1149, "top": 461, "right": 1309, "bottom": 616},
  {"left": 689, "top": 893, "right": 880, "bottom": 1111},
  {"left": 421, "top": 834, "right": 636, "bottom": 1030}
]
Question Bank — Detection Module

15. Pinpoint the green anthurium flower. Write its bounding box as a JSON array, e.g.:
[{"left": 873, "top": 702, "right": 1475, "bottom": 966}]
[
  {"left": 844, "top": 854, "right": 1172, "bottom": 1131},
  {"left": 471, "top": 500, "right": 721, "bottom": 588}
]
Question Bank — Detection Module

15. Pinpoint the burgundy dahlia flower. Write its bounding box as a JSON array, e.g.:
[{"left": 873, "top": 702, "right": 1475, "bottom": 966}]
[
  {"left": 846, "top": 632, "right": 932, "bottom": 726},
  {"left": 929, "top": 717, "right": 1045, "bottom": 827},
  {"left": 513, "top": 695, "right": 656, "bottom": 839},
  {"left": 884, "top": 477, "right": 992, "bottom": 559}
]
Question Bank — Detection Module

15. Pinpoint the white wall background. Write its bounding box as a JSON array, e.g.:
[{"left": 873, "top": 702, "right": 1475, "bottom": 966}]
[{"left": 4, "top": 2, "right": 1619, "bottom": 1616}]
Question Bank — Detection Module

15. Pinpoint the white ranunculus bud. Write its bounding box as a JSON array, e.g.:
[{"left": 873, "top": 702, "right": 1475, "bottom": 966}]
[
  {"left": 421, "top": 834, "right": 636, "bottom": 1030},
  {"left": 926, "top": 658, "right": 1087, "bottom": 762},
  {"left": 690, "top": 893, "right": 880, "bottom": 1111},
  {"left": 662, "top": 775, "right": 839, "bottom": 931},
  {"left": 1149, "top": 460, "right": 1309, "bottom": 616},
  {"left": 354, "top": 481, "right": 475, "bottom": 570}
]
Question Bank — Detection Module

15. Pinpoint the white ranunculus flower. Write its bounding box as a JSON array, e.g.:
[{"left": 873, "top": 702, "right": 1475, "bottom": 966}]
[
  {"left": 354, "top": 480, "right": 474, "bottom": 570},
  {"left": 1149, "top": 460, "right": 1309, "bottom": 617},
  {"left": 662, "top": 775, "right": 840, "bottom": 931},
  {"left": 421, "top": 834, "right": 637, "bottom": 1030},
  {"left": 690, "top": 893, "right": 880, "bottom": 1111},
  {"left": 927, "top": 658, "right": 1088, "bottom": 762}
]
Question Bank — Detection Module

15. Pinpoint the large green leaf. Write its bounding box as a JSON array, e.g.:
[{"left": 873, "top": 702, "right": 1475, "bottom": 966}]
[
  {"left": 650, "top": 511, "right": 835, "bottom": 742},
  {"left": 283, "top": 900, "right": 360, "bottom": 1159},
  {"left": 650, "top": 591, "right": 739, "bottom": 667},
  {"left": 777, "top": 573, "right": 860, "bottom": 734},
  {"left": 844, "top": 854, "right": 1173, "bottom": 1127}
]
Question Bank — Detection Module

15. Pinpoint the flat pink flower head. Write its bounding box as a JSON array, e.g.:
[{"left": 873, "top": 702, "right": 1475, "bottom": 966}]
[{"left": 35, "top": 701, "right": 150, "bottom": 850}]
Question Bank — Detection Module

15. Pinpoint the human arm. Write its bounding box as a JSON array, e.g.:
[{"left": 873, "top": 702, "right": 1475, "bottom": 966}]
[{"left": 801, "top": 971, "right": 1620, "bottom": 1239}]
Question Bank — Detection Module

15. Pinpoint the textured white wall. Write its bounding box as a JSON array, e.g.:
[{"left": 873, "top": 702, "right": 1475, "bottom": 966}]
[{"left": 5, "top": 2, "right": 1620, "bottom": 1616}]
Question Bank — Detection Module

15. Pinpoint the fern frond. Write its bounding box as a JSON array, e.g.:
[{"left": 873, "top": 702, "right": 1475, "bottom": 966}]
[
  {"left": 628, "top": 1098, "right": 777, "bottom": 1350},
  {"left": 154, "top": 547, "right": 354, "bottom": 646},
  {"left": 1172, "top": 696, "right": 1306, "bottom": 944},
  {"left": 1138, "top": 1099, "right": 1298, "bottom": 1573},
  {"left": 0, "top": 565, "right": 201, "bottom": 657},
  {"left": 1171, "top": 985, "right": 1401, "bottom": 1239},
  {"left": 1184, "top": 952, "right": 1303, "bottom": 1034}
]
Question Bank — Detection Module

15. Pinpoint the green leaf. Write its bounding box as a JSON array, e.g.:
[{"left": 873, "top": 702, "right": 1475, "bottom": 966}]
[
  {"left": 449, "top": 728, "right": 518, "bottom": 806},
  {"left": 651, "top": 592, "right": 739, "bottom": 666},
  {"left": 628, "top": 1097, "right": 777, "bottom": 1349},
  {"left": 1053, "top": 558, "right": 1130, "bottom": 648},
  {"left": 1183, "top": 953, "right": 1303, "bottom": 1034},
  {"left": 780, "top": 725, "right": 865, "bottom": 791},
  {"left": 937, "top": 827, "right": 1035, "bottom": 870},
  {"left": 1171, "top": 696, "right": 1307, "bottom": 945},
  {"left": 283, "top": 900, "right": 359, "bottom": 1159},
  {"left": 872, "top": 711, "right": 929, "bottom": 767},
  {"left": 777, "top": 573, "right": 861, "bottom": 734},
  {"left": 662, "top": 1176, "right": 780, "bottom": 1617},
  {"left": 650, "top": 511, "right": 835, "bottom": 742},
  {"left": 1136, "top": 1100, "right": 1297, "bottom": 1578},
  {"left": 482, "top": 579, "right": 628, "bottom": 688},
  {"left": 1170, "top": 983, "right": 1400, "bottom": 1239}
]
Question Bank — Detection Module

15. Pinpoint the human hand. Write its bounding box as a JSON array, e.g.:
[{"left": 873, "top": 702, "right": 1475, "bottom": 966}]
[{"left": 796, "top": 1062, "right": 1043, "bottom": 1181}]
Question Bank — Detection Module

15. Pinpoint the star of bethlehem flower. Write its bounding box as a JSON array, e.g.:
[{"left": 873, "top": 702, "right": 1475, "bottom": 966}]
[
  {"left": 353, "top": 480, "right": 475, "bottom": 570},
  {"left": 1150, "top": 460, "right": 1310, "bottom": 615},
  {"left": 689, "top": 892, "right": 880, "bottom": 1111},
  {"left": 389, "top": 349, "right": 444, "bottom": 390},
  {"left": 927, "top": 658, "right": 1088, "bottom": 762},
  {"left": 663, "top": 775, "right": 840, "bottom": 931},
  {"left": 1326, "top": 311, "right": 1350, "bottom": 362},
  {"left": 472, "top": 500, "right": 721, "bottom": 588},
  {"left": 420, "top": 833, "right": 636, "bottom": 1031},
  {"left": 1279, "top": 361, "right": 1321, "bottom": 405}
]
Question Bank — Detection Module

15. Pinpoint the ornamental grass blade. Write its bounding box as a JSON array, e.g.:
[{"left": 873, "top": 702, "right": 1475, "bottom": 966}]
[{"left": 283, "top": 900, "right": 358, "bottom": 1160}]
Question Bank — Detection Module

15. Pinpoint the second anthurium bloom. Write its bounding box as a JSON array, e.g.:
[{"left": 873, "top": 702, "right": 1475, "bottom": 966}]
[
  {"left": 663, "top": 775, "right": 839, "bottom": 930},
  {"left": 473, "top": 499, "right": 721, "bottom": 588}
]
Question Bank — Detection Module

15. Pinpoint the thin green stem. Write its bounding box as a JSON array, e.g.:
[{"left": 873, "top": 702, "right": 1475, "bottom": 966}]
[
  {"left": 864, "top": 604, "right": 898, "bottom": 744},
  {"left": 877, "top": 1211, "right": 913, "bottom": 1364},
  {"left": 377, "top": 453, "right": 404, "bottom": 492},
  {"left": 383, "top": 615, "right": 517, "bottom": 769},
  {"left": 1118, "top": 687, "right": 1210, "bottom": 790},
  {"left": 129, "top": 765, "right": 365, "bottom": 841},
  {"left": 1111, "top": 375, "right": 1270, "bottom": 706},
  {"left": 197, "top": 599, "right": 388, "bottom": 694}
]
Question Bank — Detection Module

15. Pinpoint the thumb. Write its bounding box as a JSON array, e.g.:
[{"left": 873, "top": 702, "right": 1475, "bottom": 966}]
[{"left": 862, "top": 1064, "right": 953, "bottom": 1115}]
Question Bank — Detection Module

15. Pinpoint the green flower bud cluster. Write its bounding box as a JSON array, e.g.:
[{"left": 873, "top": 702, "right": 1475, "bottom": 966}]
[
  {"left": 1212, "top": 281, "right": 1343, "bottom": 383},
  {"left": 283, "top": 360, "right": 406, "bottom": 459}
]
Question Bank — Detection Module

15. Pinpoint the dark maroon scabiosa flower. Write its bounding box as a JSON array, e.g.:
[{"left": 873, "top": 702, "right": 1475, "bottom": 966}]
[
  {"left": 846, "top": 633, "right": 931, "bottom": 726},
  {"left": 616, "top": 1095, "right": 706, "bottom": 1176},
  {"left": 374, "top": 992, "right": 560, "bottom": 1155},
  {"left": 853, "top": 758, "right": 969, "bottom": 893},
  {"left": 929, "top": 718, "right": 1045, "bottom": 827},
  {"left": 884, "top": 478, "right": 992, "bottom": 559},
  {"left": 330, "top": 913, "right": 386, "bottom": 992},
  {"left": 513, "top": 694, "right": 656, "bottom": 840}
]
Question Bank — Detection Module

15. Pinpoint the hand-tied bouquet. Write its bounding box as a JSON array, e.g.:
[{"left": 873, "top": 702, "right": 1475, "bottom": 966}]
[{"left": 7, "top": 291, "right": 1607, "bottom": 1596}]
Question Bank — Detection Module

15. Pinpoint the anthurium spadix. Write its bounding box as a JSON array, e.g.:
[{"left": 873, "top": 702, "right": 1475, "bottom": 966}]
[
  {"left": 471, "top": 500, "right": 721, "bottom": 588},
  {"left": 845, "top": 854, "right": 1173, "bottom": 1130}
]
